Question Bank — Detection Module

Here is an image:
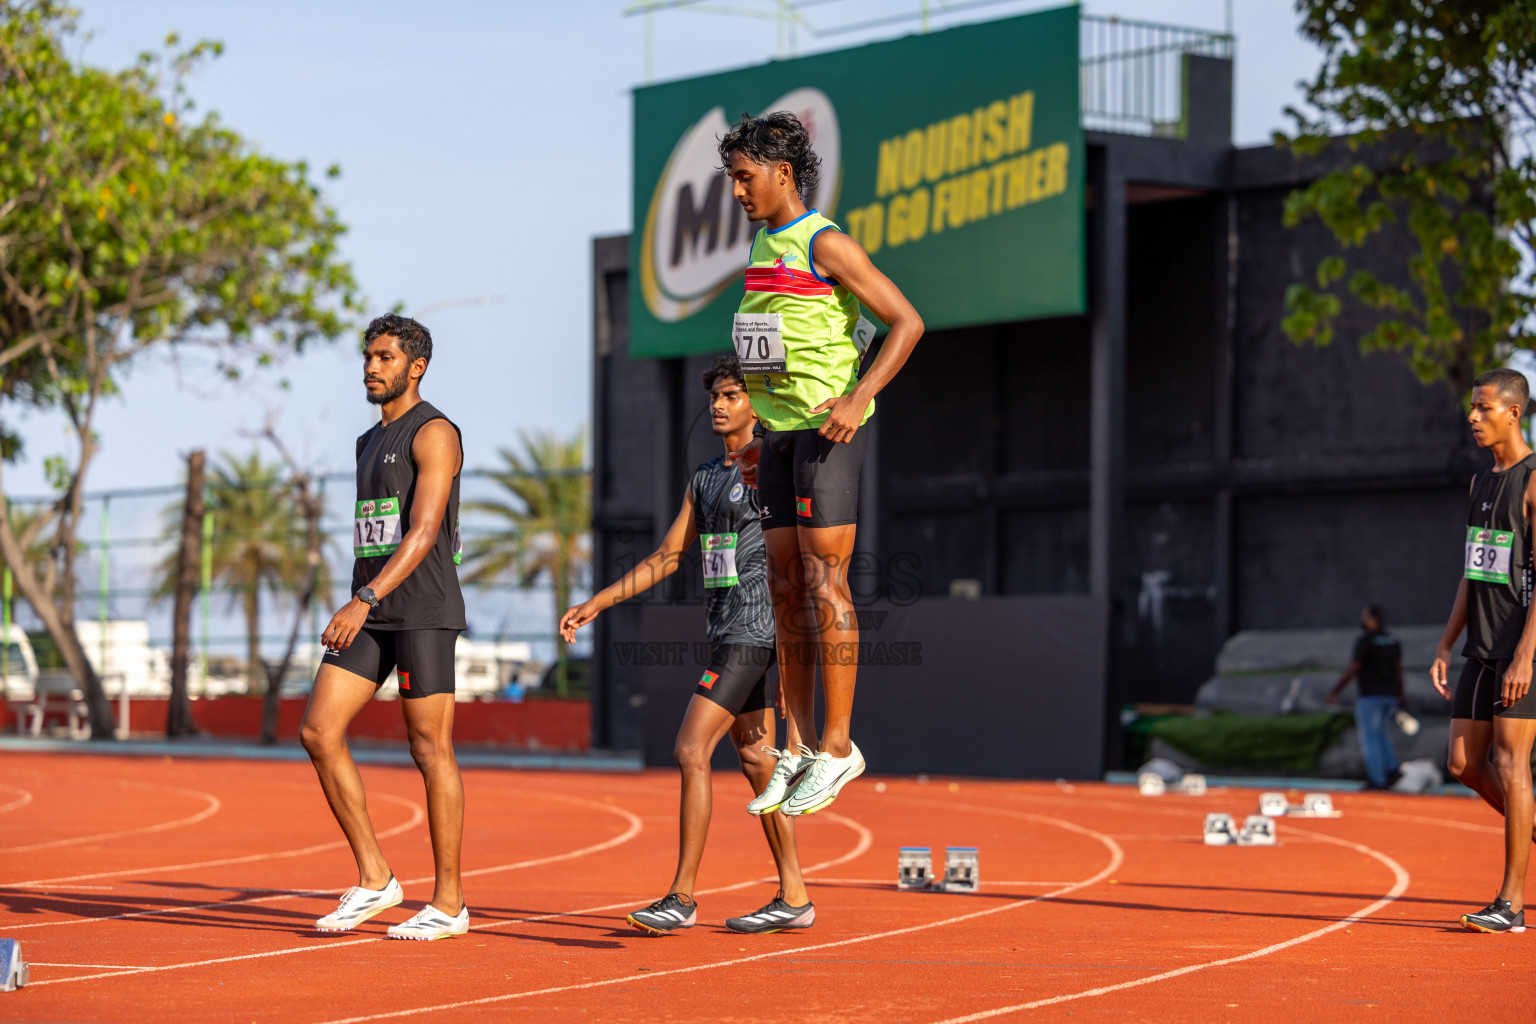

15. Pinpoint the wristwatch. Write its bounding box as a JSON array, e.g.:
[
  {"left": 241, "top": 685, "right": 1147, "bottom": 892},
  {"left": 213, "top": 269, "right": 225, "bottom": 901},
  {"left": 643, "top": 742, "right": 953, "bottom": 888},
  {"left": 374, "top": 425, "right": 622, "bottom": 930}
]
[{"left": 355, "top": 586, "right": 380, "bottom": 609}]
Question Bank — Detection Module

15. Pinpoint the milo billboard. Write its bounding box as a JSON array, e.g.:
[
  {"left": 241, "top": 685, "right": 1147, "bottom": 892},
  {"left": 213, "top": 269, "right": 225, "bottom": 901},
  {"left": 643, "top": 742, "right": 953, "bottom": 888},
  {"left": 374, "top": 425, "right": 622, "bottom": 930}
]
[{"left": 630, "top": 4, "right": 1084, "bottom": 359}]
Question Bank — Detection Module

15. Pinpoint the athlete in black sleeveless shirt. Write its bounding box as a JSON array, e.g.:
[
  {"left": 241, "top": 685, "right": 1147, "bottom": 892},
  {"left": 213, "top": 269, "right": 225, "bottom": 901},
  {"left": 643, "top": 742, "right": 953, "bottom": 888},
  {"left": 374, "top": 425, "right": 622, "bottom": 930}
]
[
  {"left": 301, "top": 314, "right": 470, "bottom": 941},
  {"left": 560, "top": 356, "right": 814, "bottom": 936},
  {"left": 1431, "top": 368, "right": 1536, "bottom": 933}
]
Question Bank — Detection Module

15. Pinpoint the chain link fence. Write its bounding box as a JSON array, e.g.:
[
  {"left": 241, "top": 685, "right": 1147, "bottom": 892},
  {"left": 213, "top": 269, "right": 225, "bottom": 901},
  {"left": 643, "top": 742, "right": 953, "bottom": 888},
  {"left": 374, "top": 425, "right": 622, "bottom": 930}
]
[{"left": 3, "top": 469, "right": 591, "bottom": 697}]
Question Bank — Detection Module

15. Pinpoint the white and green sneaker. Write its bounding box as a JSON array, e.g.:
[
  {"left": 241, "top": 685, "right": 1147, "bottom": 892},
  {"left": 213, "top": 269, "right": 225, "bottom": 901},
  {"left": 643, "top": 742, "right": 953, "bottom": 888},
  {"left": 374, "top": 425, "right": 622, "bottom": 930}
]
[
  {"left": 782, "top": 742, "right": 866, "bottom": 817},
  {"left": 747, "top": 745, "right": 813, "bottom": 815}
]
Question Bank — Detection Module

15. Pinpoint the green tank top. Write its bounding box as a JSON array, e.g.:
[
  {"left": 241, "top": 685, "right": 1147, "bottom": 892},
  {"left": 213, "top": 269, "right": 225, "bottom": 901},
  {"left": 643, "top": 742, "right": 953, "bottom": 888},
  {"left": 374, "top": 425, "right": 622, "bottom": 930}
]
[{"left": 734, "top": 209, "right": 872, "bottom": 432}]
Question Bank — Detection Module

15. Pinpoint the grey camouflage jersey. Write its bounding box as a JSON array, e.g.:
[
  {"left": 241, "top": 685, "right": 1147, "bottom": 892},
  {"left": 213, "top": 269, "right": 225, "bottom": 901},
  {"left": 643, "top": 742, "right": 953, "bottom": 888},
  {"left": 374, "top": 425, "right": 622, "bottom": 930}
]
[{"left": 691, "top": 455, "right": 774, "bottom": 649}]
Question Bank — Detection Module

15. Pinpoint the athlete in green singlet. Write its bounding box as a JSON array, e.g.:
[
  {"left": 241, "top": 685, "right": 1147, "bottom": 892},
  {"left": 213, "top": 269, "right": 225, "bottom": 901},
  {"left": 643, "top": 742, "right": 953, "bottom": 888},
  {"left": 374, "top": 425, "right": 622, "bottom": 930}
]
[{"left": 720, "top": 111, "right": 924, "bottom": 817}]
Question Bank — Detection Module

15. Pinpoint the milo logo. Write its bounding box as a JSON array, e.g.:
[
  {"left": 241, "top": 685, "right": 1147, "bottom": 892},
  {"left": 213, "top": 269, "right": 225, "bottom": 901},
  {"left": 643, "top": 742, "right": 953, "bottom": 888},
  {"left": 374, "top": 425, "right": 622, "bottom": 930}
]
[
  {"left": 360, "top": 501, "right": 376, "bottom": 517},
  {"left": 639, "top": 88, "right": 841, "bottom": 323}
]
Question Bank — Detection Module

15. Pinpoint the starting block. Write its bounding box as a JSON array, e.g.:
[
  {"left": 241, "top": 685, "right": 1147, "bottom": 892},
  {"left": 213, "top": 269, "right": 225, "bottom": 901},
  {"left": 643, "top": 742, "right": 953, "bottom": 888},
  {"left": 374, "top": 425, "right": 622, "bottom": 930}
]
[
  {"left": 1294, "top": 793, "right": 1340, "bottom": 818},
  {"left": 0, "top": 939, "right": 27, "bottom": 993},
  {"left": 1238, "top": 815, "right": 1277, "bottom": 846},
  {"left": 943, "top": 847, "right": 980, "bottom": 892},
  {"left": 1137, "top": 772, "right": 1167, "bottom": 796},
  {"left": 1177, "top": 773, "right": 1207, "bottom": 796},
  {"left": 1203, "top": 813, "right": 1237, "bottom": 846},
  {"left": 898, "top": 847, "right": 933, "bottom": 890},
  {"left": 1258, "top": 792, "right": 1288, "bottom": 817}
]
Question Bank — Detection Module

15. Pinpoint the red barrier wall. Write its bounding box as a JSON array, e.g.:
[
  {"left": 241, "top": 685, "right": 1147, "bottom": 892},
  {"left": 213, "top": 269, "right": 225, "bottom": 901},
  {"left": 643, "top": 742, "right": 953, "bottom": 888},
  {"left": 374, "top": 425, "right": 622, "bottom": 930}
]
[{"left": 4, "top": 697, "right": 589, "bottom": 751}]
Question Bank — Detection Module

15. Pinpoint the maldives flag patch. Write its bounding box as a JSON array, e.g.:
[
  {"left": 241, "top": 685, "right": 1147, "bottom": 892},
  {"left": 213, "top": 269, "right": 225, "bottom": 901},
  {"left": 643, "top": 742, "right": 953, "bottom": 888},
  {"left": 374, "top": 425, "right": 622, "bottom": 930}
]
[
  {"left": 795, "top": 496, "right": 812, "bottom": 518},
  {"left": 699, "top": 670, "right": 719, "bottom": 690},
  {"left": 398, "top": 671, "right": 411, "bottom": 691}
]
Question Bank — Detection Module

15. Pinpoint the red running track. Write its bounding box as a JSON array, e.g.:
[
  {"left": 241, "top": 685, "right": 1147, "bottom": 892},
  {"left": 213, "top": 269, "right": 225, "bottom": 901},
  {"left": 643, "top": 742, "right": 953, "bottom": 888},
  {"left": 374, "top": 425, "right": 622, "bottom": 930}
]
[{"left": 1, "top": 752, "right": 1533, "bottom": 1021}]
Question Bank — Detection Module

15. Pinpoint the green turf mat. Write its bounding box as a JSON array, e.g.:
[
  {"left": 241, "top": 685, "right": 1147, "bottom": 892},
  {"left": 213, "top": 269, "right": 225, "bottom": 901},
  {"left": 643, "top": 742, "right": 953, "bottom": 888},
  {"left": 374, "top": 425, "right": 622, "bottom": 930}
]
[{"left": 1148, "top": 711, "right": 1355, "bottom": 772}]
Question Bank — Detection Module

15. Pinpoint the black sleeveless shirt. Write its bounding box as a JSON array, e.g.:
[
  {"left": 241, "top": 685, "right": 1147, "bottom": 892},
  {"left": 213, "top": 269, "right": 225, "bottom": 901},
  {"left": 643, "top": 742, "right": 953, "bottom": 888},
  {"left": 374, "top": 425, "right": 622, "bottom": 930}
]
[
  {"left": 690, "top": 455, "right": 774, "bottom": 649},
  {"left": 352, "top": 400, "right": 466, "bottom": 631},
  {"left": 1464, "top": 453, "right": 1536, "bottom": 659}
]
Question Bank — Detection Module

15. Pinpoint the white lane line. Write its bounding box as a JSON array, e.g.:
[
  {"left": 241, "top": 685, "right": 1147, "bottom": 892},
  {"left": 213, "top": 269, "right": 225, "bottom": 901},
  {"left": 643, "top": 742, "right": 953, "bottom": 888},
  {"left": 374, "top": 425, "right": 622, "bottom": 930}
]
[
  {"left": 0, "top": 783, "right": 33, "bottom": 814},
  {"left": 21, "top": 795, "right": 643, "bottom": 970},
  {"left": 1349, "top": 808, "right": 1502, "bottom": 834},
  {"left": 926, "top": 823, "right": 1411, "bottom": 1022},
  {"left": 3, "top": 784, "right": 221, "bottom": 853},
  {"left": 30, "top": 962, "right": 147, "bottom": 969},
  {"left": 809, "top": 878, "right": 1081, "bottom": 887},
  {"left": 464, "top": 808, "right": 874, "bottom": 929},
  {"left": 25, "top": 796, "right": 860, "bottom": 989},
  {"left": 303, "top": 807, "right": 1124, "bottom": 1024},
  {"left": 2, "top": 791, "right": 424, "bottom": 889}
]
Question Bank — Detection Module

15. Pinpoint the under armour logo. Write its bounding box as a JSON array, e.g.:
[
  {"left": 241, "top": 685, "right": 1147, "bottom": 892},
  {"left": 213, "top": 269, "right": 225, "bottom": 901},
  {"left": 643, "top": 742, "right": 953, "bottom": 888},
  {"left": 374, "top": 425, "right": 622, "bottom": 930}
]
[
  {"left": 759, "top": 505, "right": 770, "bottom": 517},
  {"left": 1484, "top": 502, "right": 1493, "bottom": 511},
  {"left": 384, "top": 453, "right": 398, "bottom": 463}
]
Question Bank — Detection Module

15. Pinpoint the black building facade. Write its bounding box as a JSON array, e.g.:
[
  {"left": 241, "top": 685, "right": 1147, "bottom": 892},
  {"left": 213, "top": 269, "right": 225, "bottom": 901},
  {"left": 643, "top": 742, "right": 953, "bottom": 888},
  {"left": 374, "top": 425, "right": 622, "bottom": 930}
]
[{"left": 589, "top": 37, "right": 1478, "bottom": 777}]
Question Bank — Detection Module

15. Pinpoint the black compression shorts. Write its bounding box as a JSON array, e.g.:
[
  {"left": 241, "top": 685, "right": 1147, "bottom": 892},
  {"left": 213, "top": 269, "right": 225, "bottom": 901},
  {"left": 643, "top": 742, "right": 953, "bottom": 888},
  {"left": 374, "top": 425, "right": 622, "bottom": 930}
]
[
  {"left": 322, "top": 627, "right": 459, "bottom": 699},
  {"left": 695, "top": 643, "right": 775, "bottom": 716},
  {"left": 756, "top": 426, "right": 869, "bottom": 531},
  {"left": 1453, "top": 656, "right": 1536, "bottom": 721}
]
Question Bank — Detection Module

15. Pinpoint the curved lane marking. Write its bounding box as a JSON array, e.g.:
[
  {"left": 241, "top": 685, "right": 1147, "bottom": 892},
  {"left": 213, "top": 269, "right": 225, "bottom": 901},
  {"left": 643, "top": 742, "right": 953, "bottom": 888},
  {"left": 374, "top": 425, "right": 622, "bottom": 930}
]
[
  {"left": 19, "top": 792, "right": 639, "bottom": 950},
  {"left": 26, "top": 799, "right": 859, "bottom": 989},
  {"left": 924, "top": 821, "right": 1410, "bottom": 1022},
  {"left": 3, "top": 784, "right": 221, "bottom": 854},
  {"left": 298, "top": 805, "right": 1124, "bottom": 1024},
  {"left": 0, "top": 784, "right": 34, "bottom": 814},
  {"left": 3, "top": 791, "right": 425, "bottom": 892}
]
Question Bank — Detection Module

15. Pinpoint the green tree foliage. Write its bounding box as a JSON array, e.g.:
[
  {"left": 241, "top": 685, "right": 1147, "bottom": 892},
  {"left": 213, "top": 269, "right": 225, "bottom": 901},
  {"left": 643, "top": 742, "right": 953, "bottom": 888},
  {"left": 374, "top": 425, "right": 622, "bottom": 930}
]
[
  {"left": 1281, "top": 1, "right": 1536, "bottom": 393},
  {"left": 153, "top": 451, "right": 333, "bottom": 695},
  {"left": 461, "top": 430, "right": 590, "bottom": 696},
  {"left": 0, "top": 2, "right": 358, "bottom": 735}
]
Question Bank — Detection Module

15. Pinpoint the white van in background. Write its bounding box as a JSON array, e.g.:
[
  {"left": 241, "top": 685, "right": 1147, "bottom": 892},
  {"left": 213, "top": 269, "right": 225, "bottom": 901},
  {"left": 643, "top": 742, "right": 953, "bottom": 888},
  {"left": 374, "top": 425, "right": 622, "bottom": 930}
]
[
  {"left": 74, "top": 619, "right": 170, "bottom": 698},
  {"left": 0, "top": 624, "right": 39, "bottom": 701}
]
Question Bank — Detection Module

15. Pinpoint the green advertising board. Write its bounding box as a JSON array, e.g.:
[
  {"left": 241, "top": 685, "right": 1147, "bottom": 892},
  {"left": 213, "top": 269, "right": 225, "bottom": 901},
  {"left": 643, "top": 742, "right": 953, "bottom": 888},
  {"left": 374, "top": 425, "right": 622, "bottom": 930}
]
[{"left": 630, "top": 4, "right": 1084, "bottom": 359}]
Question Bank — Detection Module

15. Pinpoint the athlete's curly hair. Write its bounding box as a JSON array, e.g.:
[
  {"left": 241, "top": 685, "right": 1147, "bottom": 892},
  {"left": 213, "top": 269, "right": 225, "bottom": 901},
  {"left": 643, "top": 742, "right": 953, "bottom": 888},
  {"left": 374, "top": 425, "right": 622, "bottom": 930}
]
[
  {"left": 701, "top": 354, "right": 744, "bottom": 392},
  {"left": 364, "top": 313, "right": 433, "bottom": 368},
  {"left": 717, "top": 110, "right": 821, "bottom": 199}
]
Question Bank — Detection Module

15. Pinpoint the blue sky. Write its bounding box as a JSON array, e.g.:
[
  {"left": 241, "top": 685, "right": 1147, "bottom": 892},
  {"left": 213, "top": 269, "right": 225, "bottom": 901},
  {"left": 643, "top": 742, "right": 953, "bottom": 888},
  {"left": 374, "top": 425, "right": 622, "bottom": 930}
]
[{"left": 7, "top": 0, "right": 1320, "bottom": 498}]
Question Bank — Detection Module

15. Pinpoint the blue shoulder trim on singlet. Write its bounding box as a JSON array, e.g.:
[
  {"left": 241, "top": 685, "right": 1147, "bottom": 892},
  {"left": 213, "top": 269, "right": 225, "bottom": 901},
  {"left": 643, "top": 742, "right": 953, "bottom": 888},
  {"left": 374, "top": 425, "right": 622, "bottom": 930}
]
[{"left": 807, "top": 225, "right": 839, "bottom": 286}]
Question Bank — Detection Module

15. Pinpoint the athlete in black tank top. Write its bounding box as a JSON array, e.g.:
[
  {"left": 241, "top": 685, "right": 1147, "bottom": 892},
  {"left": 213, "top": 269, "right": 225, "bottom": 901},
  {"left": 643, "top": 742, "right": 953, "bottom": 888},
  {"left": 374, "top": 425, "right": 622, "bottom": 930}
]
[
  {"left": 1431, "top": 368, "right": 1536, "bottom": 933},
  {"left": 301, "top": 314, "right": 470, "bottom": 941}
]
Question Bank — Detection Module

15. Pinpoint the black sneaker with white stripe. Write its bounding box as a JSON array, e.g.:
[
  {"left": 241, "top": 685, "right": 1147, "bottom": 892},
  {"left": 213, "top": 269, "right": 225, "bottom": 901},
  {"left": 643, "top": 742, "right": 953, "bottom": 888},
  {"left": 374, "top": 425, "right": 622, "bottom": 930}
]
[
  {"left": 1461, "top": 896, "right": 1526, "bottom": 933},
  {"left": 625, "top": 893, "right": 697, "bottom": 935},
  {"left": 726, "top": 891, "right": 815, "bottom": 934}
]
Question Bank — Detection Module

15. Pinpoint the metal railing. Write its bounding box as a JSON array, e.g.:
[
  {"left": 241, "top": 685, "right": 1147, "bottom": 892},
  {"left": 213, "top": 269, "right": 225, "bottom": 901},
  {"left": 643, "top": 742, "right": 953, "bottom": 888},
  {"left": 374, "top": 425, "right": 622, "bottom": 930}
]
[{"left": 1081, "top": 14, "right": 1233, "bottom": 137}]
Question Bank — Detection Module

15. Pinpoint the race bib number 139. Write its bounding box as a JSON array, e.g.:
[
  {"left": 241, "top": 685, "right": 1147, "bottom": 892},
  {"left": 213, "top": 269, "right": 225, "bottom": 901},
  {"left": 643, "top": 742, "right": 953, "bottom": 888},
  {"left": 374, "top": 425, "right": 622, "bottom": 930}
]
[{"left": 1465, "top": 526, "right": 1514, "bottom": 584}]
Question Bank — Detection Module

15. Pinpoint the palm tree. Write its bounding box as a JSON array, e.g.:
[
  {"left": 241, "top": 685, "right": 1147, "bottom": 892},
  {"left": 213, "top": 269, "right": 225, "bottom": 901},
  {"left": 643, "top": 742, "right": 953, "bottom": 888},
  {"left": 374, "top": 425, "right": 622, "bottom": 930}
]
[
  {"left": 460, "top": 428, "right": 590, "bottom": 695},
  {"left": 155, "top": 451, "right": 328, "bottom": 694}
]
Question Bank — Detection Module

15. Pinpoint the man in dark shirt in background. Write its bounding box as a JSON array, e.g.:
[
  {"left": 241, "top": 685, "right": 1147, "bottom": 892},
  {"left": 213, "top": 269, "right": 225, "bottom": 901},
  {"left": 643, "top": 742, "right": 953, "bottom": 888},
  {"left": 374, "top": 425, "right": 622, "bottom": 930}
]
[{"left": 1327, "top": 603, "right": 1404, "bottom": 789}]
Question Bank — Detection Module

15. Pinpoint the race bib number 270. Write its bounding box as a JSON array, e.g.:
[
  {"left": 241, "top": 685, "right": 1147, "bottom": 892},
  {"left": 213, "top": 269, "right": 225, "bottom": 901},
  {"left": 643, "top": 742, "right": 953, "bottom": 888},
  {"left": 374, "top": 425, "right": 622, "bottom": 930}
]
[
  {"left": 733, "top": 313, "right": 786, "bottom": 374},
  {"left": 1465, "top": 526, "right": 1514, "bottom": 584}
]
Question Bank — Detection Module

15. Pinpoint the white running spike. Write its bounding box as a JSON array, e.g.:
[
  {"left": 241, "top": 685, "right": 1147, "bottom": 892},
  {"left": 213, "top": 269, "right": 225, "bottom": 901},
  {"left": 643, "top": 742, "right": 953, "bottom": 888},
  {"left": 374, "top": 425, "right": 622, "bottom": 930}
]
[
  {"left": 1137, "top": 772, "right": 1166, "bottom": 796},
  {"left": 1258, "top": 792, "right": 1288, "bottom": 817}
]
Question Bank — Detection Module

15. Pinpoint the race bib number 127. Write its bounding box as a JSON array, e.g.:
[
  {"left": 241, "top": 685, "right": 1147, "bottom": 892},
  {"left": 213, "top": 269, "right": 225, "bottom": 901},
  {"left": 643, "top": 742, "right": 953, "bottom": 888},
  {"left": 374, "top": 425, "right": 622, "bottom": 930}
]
[{"left": 355, "top": 498, "right": 404, "bottom": 558}]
